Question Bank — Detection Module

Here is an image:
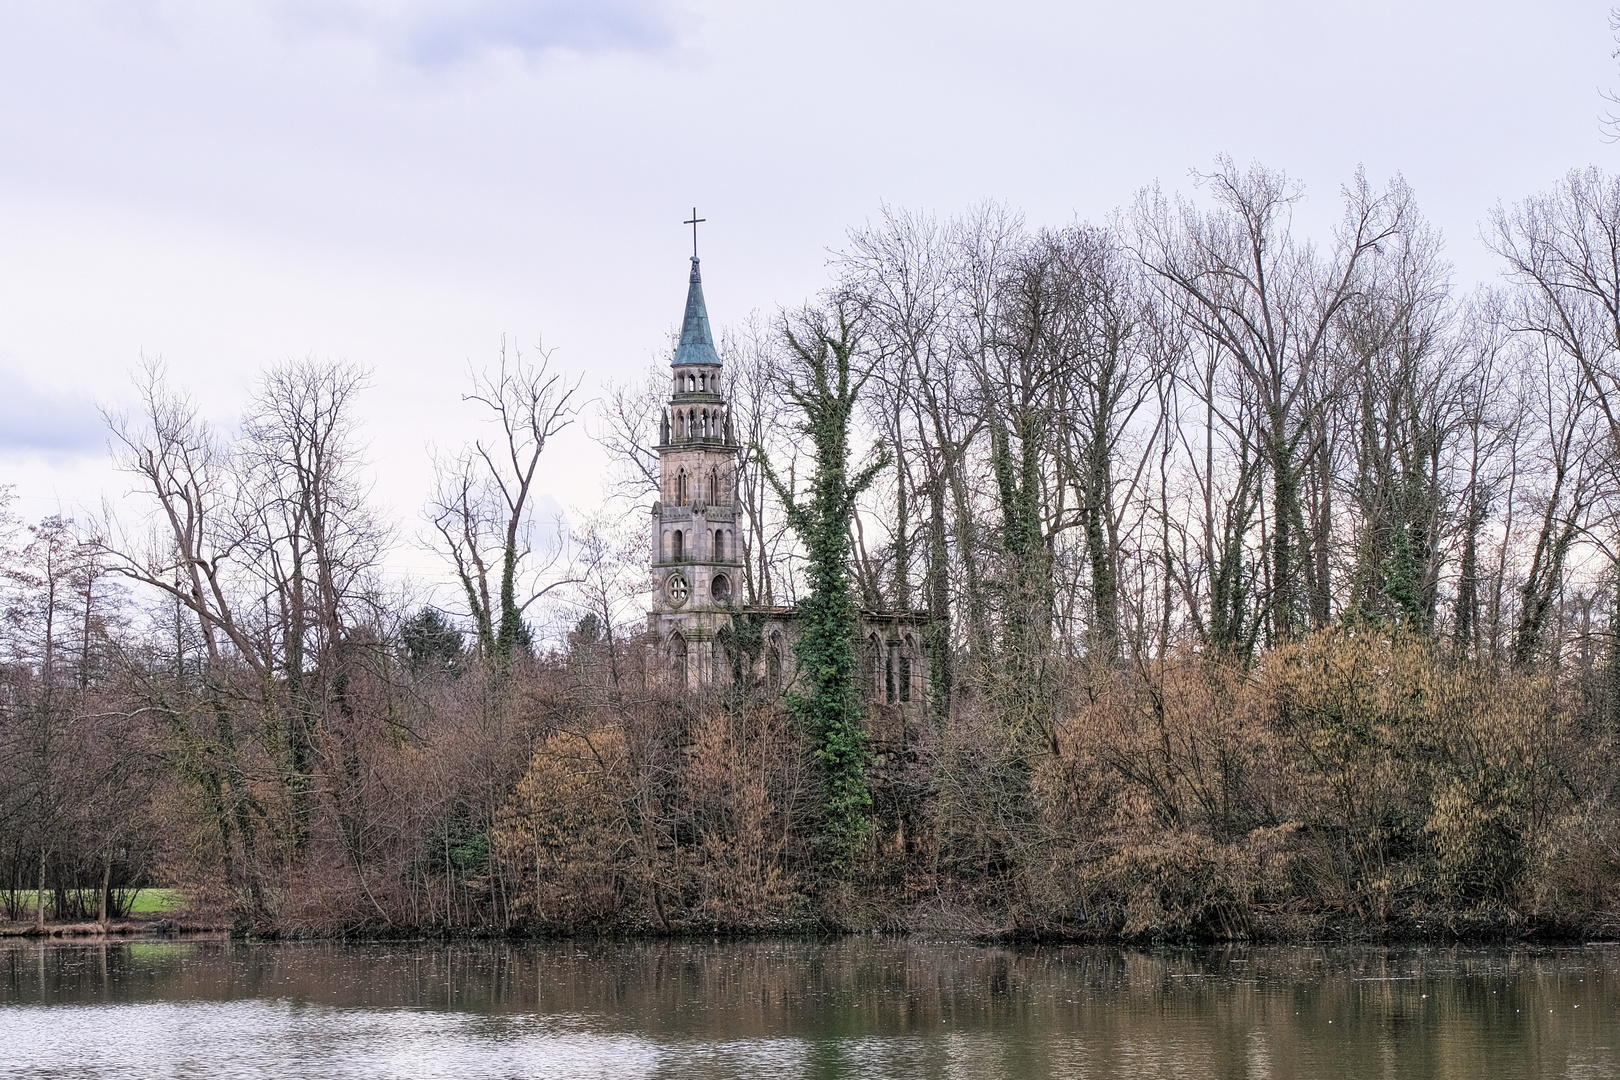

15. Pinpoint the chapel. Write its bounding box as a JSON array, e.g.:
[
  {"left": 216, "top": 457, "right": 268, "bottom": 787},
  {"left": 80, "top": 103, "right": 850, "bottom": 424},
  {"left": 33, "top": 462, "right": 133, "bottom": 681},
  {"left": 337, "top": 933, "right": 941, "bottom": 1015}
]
[{"left": 646, "top": 241, "right": 928, "bottom": 734}]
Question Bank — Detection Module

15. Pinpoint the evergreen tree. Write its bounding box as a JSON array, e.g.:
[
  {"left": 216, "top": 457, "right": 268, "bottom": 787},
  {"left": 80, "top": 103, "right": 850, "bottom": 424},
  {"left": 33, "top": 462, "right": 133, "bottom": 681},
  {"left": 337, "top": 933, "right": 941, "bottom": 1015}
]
[{"left": 402, "top": 607, "right": 465, "bottom": 676}]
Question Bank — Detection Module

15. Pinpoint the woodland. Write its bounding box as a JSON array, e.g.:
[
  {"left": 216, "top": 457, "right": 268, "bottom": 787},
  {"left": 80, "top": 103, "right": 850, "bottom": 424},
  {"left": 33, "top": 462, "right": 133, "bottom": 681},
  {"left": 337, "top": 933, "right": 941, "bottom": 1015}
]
[{"left": 6, "top": 160, "right": 1620, "bottom": 941}]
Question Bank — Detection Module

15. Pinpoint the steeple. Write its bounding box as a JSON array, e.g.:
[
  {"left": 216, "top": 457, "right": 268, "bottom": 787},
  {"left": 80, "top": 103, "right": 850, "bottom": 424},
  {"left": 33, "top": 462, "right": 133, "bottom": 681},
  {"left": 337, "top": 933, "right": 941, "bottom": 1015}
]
[
  {"left": 673, "top": 257, "right": 721, "bottom": 366},
  {"left": 653, "top": 241, "right": 739, "bottom": 691}
]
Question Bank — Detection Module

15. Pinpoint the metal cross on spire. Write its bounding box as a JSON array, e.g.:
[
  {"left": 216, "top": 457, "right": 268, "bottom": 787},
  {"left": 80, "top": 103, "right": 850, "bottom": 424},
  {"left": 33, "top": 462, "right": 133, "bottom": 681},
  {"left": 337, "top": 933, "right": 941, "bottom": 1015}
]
[{"left": 683, "top": 207, "right": 706, "bottom": 258}]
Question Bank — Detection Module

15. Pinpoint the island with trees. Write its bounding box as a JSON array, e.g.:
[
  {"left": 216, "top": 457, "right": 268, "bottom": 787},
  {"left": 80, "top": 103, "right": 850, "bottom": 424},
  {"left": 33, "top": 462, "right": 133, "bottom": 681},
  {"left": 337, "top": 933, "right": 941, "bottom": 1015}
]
[{"left": 5, "top": 160, "right": 1620, "bottom": 943}]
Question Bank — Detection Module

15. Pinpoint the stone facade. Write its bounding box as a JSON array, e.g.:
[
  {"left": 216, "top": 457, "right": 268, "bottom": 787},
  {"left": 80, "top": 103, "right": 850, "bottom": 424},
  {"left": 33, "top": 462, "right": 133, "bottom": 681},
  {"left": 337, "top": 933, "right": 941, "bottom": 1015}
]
[
  {"left": 648, "top": 370, "right": 743, "bottom": 687},
  {"left": 646, "top": 252, "right": 928, "bottom": 740}
]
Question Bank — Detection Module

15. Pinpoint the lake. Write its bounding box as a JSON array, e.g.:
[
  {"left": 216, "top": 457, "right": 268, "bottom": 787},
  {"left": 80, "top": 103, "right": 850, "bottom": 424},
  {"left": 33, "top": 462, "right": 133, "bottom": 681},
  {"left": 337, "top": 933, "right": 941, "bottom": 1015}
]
[{"left": 1, "top": 937, "right": 1616, "bottom": 1078}]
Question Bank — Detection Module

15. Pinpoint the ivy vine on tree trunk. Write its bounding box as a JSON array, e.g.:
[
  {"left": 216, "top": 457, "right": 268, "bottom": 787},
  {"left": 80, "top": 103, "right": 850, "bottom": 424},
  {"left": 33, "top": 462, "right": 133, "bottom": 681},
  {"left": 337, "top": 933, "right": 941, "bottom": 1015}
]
[{"left": 759, "top": 304, "right": 888, "bottom": 871}]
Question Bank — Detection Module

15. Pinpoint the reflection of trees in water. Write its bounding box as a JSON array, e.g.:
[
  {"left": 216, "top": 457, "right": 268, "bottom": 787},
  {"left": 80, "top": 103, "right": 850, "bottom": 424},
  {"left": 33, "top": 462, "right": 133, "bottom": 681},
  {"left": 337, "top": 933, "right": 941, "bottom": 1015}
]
[{"left": 3, "top": 940, "right": 1616, "bottom": 1074}]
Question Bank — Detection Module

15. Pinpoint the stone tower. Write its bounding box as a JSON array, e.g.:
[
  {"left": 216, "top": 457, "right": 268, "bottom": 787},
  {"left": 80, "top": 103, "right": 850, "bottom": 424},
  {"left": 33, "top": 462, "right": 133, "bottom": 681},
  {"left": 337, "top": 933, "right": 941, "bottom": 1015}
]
[{"left": 649, "top": 254, "right": 742, "bottom": 689}]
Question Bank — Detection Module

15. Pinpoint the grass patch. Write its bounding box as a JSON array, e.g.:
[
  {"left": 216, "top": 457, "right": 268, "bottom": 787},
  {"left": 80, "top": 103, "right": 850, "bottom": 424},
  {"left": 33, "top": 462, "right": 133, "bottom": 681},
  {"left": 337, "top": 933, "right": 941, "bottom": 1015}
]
[
  {"left": 5, "top": 888, "right": 184, "bottom": 918},
  {"left": 124, "top": 889, "right": 184, "bottom": 915}
]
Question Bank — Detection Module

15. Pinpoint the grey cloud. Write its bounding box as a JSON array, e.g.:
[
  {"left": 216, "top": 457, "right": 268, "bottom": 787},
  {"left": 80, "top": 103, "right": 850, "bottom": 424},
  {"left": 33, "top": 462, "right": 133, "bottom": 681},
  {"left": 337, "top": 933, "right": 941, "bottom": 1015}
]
[
  {"left": 0, "top": 374, "right": 105, "bottom": 459},
  {"left": 274, "top": 0, "right": 680, "bottom": 67}
]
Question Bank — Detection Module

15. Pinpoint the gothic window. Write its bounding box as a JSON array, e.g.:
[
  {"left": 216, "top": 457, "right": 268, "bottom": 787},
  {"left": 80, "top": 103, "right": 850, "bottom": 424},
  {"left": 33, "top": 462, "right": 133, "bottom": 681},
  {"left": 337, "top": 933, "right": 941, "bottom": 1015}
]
[
  {"left": 767, "top": 632, "right": 784, "bottom": 692},
  {"left": 900, "top": 635, "right": 915, "bottom": 703},
  {"left": 673, "top": 530, "right": 684, "bottom": 559},
  {"left": 709, "top": 467, "right": 720, "bottom": 505},
  {"left": 677, "top": 469, "right": 688, "bottom": 505},
  {"left": 885, "top": 643, "right": 896, "bottom": 703},
  {"left": 664, "top": 572, "right": 689, "bottom": 606},
  {"left": 670, "top": 633, "right": 688, "bottom": 688},
  {"left": 863, "top": 635, "right": 882, "bottom": 701},
  {"left": 711, "top": 638, "right": 725, "bottom": 683}
]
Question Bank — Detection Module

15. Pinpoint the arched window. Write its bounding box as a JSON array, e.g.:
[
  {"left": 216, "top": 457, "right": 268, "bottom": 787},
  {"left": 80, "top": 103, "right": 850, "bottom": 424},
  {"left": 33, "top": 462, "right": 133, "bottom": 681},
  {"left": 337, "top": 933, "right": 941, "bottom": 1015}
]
[
  {"left": 700, "top": 372, "right": 708, "bottom": 391},
  {"left": 687, "top": 373, "right": 696, "bottom": 392},
  {"left": 677, "top": 469, "right": 688, "bottom": 505},
  {"left": 670, "top": 633, "right": 688, "bottom": 688},
  {"left": 900, "top": 635, "right": 916, "bottom": 703},
  {"left": 673, "top": 530, "right": 684, "bottom": 560},
  {"left": 709, "top": 467, "right": 721, "bottom": 505},
  {"left": 713, "top": 529, "right": 723, "bottom": 560},
  {"left": 862, "top": 635, "right": 882, "bottom": 701},
  {"left": 885, "top": 642, "right": 897, "bottom": 703},
  {"left": 767, "top": 633, "right": 784, "bottom": 692}
]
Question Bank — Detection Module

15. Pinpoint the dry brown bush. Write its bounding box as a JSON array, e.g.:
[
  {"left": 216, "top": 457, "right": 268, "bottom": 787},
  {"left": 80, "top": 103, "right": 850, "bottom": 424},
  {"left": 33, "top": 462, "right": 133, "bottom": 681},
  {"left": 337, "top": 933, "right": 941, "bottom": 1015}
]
[
  {"left": 668, "top": 707, "right": 803, "bottom": 929},
  {"left": 494, "top": 723, "right": 632, "bottom": 930},
  {"left": 1008, "top": 629, "right": 1620, "bottom": 939}
]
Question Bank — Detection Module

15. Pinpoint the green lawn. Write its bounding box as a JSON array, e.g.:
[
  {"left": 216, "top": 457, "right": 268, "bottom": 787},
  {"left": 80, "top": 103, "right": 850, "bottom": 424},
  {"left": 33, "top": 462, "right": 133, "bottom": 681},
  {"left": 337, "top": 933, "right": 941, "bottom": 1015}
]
[
  {"left": 7, "top": 888, "right": 184, "bottom": 918},
  {"left": 124, "top": 888, "right": 184, "bottom": 915}
]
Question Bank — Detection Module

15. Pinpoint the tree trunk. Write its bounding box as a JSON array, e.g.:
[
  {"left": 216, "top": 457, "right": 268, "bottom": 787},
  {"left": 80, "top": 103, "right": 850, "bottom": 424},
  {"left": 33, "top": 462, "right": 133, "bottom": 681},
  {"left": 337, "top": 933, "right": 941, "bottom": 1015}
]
[
  {"left": 99, "top": 848, "right": 112, "bottom": 925},
  {"left": 35, "top": 848, "right": 46, "bottom": 931}
]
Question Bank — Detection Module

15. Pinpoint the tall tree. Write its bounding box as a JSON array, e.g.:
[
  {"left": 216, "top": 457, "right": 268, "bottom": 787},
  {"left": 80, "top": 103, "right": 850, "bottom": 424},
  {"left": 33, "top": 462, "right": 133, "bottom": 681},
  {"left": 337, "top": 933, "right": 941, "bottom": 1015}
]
[
  {"left": 1136, "top": 160, "right": 1409, "bottom": 642},
  {"left": 760, "top": 302, "right": 887, "bottom": 868}
]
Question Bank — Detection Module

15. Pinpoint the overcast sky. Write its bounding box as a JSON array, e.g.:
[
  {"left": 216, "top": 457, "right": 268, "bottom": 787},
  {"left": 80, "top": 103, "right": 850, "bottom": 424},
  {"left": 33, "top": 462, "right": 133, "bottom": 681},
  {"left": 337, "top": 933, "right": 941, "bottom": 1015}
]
[{"left": 0, "top": 0, "right": 1612, "bottom": 578}]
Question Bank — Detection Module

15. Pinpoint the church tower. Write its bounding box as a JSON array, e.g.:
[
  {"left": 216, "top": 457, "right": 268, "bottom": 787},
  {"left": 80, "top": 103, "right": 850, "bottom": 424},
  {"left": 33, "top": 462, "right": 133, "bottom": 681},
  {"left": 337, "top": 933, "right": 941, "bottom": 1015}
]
[{"left": 649, "top": 252, "right": 742, "bottom": 689}]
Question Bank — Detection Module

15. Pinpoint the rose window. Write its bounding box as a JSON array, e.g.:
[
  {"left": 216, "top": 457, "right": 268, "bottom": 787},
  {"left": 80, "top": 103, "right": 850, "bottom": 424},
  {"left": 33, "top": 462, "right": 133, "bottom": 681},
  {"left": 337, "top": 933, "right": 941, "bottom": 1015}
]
[{"left": 665, "top": 573, "right": 689, "bottom": 606}]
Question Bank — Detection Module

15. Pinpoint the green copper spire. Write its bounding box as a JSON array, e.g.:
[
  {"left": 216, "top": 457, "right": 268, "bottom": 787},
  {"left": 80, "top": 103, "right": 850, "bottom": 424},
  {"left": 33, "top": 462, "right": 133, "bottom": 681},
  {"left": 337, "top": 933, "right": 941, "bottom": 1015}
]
[{"left": 673, "top": 256, "right": 721, "bottom": 366}]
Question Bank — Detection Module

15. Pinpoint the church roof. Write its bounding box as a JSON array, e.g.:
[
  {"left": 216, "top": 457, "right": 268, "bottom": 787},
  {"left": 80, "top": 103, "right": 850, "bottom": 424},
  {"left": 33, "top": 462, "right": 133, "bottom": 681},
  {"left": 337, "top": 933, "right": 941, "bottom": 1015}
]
[{"left": 673, "top": 256, "right": 721, "bottom": 366}]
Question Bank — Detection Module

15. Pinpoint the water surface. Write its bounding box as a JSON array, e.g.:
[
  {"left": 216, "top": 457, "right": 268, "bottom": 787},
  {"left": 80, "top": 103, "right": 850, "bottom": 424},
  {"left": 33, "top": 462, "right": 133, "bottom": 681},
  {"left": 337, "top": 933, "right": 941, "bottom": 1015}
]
[{"left": 1, "top": 937, "right": 1616, "bottom": 1078}]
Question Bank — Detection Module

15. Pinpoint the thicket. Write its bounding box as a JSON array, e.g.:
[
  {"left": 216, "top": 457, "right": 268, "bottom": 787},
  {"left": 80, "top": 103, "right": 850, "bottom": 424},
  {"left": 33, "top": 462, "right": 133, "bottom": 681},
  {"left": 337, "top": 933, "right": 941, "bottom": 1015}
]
[{"left": 7, "top": 163, "right": 1620, "bottom": 940}]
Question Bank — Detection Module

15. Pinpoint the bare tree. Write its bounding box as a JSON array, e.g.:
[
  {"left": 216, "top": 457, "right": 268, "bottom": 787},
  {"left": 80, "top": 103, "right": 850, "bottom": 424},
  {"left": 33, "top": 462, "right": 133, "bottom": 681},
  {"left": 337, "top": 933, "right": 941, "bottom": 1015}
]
[
  {"left": 430, "top": 342, "right": 580, "bottom": 669},
  {"left": 593, "top": 365, "right": 667, "bottom": 506},
  {"left": 239, "top": 359, "right": 387, "bottom": 846},
  {"left": 1136, "top": 160, "right": 1410, "bottom": 641},
  {"left": 103, "top": 364, "right": 266, "bottom": 905}
]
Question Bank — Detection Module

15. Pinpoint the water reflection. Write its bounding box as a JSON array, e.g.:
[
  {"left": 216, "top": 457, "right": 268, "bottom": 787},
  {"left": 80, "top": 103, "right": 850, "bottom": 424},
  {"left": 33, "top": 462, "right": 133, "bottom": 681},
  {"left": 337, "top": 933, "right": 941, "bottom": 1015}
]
[{"left": 1, "top": 938, "right": 1616, "bottom": 1078}]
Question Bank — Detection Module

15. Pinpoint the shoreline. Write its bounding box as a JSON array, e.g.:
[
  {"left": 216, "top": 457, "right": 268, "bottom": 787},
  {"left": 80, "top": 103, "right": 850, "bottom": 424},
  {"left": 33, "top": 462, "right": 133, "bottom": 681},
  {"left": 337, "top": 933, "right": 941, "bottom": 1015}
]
[
  {"left": 0, "top": 919, "right": 230, "bottom": 939},
  {"left": 3, "top": 916, "right": 1610, "bottom": 948}
]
